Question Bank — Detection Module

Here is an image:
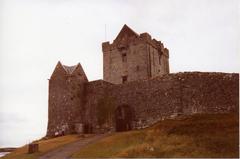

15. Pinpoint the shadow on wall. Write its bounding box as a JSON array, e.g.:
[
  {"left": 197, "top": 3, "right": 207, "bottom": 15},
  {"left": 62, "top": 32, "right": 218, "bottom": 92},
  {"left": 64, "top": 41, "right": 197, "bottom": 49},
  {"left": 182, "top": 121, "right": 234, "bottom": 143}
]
[{"left": 115, "top": 105, "right": 134, "bottom": 132}]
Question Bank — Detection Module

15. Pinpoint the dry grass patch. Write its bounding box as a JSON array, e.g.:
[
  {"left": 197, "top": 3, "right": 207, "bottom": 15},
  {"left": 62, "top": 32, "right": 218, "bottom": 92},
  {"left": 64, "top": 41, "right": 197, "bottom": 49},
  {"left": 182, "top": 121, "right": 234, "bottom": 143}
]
[
  {"left": 2, "top": 135, "right": 82, "bottom": 159},
  {"left": 71, "top": 131, "right": 146, "bottom": 158},
  {"left": 72, "top": 113, "right": 239, "bottom": 158}
]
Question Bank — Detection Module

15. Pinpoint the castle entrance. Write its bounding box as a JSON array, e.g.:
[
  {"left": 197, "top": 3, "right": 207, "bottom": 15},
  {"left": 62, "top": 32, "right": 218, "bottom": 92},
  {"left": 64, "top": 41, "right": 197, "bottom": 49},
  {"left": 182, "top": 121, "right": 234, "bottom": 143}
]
[
  {"left": 83, "top": 123, "right": 93, "bottom": 134},
  {"left": 115, "top": 105, "right": 133, "bottom": 132}
]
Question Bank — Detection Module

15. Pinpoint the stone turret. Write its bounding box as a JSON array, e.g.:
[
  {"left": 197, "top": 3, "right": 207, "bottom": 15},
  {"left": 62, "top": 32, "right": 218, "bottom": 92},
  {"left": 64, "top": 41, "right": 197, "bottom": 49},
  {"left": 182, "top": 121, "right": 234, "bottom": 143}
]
[{"left": 47, "top": 61, "right": 88, "bottom": 136}]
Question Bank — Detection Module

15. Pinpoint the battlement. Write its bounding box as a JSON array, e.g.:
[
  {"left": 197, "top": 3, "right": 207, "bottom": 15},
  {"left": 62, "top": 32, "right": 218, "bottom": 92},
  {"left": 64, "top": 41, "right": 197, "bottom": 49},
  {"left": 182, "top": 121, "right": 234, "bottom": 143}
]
[
  {"left": 102, "top": 26, "right": 168, "bottom": 57},
  {"left": 139, "top": 32, "right": 151, "bottom": 41},
  {"left": 102, "top": 41, "right": 110, "bottom": 52}
]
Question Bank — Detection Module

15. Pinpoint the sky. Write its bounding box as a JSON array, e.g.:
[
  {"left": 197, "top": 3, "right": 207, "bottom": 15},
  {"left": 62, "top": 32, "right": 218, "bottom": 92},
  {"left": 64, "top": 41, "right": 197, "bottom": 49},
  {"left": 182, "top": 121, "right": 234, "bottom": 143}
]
[{"left": 0, "top": 0, "right": 239, "bottom": 147}]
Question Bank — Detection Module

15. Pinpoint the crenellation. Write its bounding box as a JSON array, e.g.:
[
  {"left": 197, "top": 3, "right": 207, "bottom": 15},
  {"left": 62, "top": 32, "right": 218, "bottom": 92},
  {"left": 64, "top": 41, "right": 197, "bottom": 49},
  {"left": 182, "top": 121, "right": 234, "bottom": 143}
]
[
  {"left": 139, "top": 32, "right": 152, "bottom": 41},
  {"left": 102, "top": 41, "right": 110, "bottom": 52}
]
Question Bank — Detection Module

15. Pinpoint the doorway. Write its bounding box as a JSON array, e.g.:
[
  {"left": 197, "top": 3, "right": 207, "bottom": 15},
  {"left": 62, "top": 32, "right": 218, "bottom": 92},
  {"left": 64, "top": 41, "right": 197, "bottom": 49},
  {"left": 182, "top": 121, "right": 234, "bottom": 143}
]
[{"left": 115, "top": 105, "right": 133, "bottom": 132}]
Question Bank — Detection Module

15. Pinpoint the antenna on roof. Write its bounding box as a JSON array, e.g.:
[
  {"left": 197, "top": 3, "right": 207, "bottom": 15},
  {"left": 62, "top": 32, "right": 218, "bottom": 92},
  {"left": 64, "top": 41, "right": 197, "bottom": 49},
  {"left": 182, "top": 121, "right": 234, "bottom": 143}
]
[{"left": 105, "top": 24, "right": 107, "bottom": 41}]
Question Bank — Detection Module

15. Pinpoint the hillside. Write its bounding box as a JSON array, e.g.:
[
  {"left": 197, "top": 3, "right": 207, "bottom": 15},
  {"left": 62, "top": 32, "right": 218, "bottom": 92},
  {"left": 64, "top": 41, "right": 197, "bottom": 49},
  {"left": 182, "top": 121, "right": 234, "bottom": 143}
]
[
  {"left": 1, "top": 135, "right": 84, "bottom": 159},
  {"left": 2, "top": 113, "right": 239, "bottom": 158},
  {"left": 72, "top": 113, "right": 239, "bottom": 158}
]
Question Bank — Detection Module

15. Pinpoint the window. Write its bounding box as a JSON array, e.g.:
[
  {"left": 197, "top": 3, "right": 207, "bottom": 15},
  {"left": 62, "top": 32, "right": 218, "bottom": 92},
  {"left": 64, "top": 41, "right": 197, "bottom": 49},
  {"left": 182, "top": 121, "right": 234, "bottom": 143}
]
[
  {"left": 122, "top": 53, "right": 127, "bottom": 62},
  {"left": 122, "top": 76, "right": 128, "bottom": 84},
  {"left": 158, "top": 53, "right": 162, "bottom": 65},
  {"left": 136, "top": 65, "right": 140, "bottom": 71}
]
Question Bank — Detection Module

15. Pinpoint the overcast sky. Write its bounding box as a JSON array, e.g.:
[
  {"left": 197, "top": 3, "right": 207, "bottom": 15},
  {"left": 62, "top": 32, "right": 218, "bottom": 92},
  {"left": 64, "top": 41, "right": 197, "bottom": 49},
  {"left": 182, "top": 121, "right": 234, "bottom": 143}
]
[{"left": 0, "top": 0, "right": 239, "bottom": 147}]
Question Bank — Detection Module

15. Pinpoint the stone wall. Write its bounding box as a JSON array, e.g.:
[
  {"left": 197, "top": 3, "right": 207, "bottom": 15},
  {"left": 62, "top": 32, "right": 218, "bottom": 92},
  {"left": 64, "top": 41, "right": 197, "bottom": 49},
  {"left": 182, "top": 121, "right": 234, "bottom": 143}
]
[
  {"left": 83, "top": 80, "right": 113, "bottom": 124},
  {"left": 103, "top": 41, "right": 150, "bottom": 84},
  {"left": 47, "top": 71, "right": 239, "bottom": 136},
  {"left": 84, "top": 72, "right": 239, "bottom": 132}
]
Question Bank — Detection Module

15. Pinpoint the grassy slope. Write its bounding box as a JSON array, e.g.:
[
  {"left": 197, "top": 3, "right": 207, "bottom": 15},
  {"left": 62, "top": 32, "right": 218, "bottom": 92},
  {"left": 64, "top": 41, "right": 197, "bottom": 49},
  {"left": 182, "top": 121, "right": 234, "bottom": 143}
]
[
  {"left": 72, "top": 113, "right": 239, "bottom": 158},
  {"left": 2, "top": 135, "right": 82, "bottom": 159}
]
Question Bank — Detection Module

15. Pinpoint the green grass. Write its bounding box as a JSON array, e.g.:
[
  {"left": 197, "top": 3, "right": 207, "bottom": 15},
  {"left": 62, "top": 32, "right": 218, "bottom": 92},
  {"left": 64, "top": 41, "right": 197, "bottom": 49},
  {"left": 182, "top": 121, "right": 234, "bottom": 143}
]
[
  {"left": 72, "top": 113, "right": 239, "bottom": 158},
  {"left": 2, "top": 135, "right": 83, "bottom": 159}
]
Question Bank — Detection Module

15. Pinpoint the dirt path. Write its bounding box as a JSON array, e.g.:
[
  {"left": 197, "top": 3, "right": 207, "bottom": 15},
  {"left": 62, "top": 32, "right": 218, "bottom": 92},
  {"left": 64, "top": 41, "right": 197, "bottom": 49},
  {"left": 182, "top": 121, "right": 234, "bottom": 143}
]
[{"left": 38, "top": 133, "right": 109, "bottom": 159}]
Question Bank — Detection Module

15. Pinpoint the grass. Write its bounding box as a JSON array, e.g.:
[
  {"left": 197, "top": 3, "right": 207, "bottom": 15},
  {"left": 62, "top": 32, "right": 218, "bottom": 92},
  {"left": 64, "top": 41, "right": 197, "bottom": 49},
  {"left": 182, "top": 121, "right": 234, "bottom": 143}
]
[
  {"left": 72, "top": 113, "right": 239, "bottom": 158},
  {"left": 2, "top": 135, "right": 83, "bottom": 159},
  {"left": 2, "top": 113, "right": 239, "bottom": 158}
]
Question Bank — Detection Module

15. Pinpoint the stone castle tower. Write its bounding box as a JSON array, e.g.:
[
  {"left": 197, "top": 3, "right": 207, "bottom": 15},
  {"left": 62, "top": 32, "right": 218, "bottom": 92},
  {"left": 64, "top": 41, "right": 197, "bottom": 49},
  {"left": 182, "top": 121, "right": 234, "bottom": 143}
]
[
  {"left": 47, "top": 62, "right": 88, "bottom": 135},
  {"left": 102, "top": 25, "right": 170, "bottom": 84}
]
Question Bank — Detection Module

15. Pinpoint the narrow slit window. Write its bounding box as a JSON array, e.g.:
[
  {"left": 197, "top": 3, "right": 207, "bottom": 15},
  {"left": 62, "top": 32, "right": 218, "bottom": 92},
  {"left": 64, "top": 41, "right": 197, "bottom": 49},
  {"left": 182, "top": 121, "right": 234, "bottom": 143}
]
[
  {"left": 158, "top": 53, "right": 162, "bottom": 65},
  {"left": 122, "top": 53, "right": 127, "bottom": 62},
  {"left": 122, "top": 76, "right": 128, "bottom": 83}
]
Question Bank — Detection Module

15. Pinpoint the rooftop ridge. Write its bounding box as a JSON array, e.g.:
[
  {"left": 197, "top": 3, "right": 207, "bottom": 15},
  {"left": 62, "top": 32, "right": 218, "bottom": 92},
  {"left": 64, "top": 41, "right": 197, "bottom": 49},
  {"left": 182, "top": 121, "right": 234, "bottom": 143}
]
[
  {"left": 114, "top": 24, "right": 139, "bottom": 43},
  {"left": 61, "top": 64, "right": 78, "bottom": 74}
]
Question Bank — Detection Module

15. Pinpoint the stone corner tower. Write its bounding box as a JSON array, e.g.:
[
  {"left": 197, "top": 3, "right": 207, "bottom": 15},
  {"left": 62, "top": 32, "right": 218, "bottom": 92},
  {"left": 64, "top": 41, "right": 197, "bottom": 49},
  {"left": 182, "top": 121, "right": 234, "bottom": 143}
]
[
  {"left": 47, "top": 61, "right": 88, "bottom": 136},
  {"left": 102, "top": 24, "right": 170, "bottom": 84}
]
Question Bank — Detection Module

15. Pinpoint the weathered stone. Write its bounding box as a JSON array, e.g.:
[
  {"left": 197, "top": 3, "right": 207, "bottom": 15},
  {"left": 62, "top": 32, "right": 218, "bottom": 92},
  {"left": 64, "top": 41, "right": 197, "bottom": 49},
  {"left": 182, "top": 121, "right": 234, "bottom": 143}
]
[
  {"left": 102, "top": 24, "right": 169, "bottom": 84},
  {"left": 75, "top": 123, "right": 84, "bottom": 134},
  {"left": 47, "top": 62, "right": 88, "bottom": 136},
  {"left": 47, "top": 70, "right": 239, "bottom": 136},
  {"left": 46, "top": 25, "right": 239, "bottom": 137}
]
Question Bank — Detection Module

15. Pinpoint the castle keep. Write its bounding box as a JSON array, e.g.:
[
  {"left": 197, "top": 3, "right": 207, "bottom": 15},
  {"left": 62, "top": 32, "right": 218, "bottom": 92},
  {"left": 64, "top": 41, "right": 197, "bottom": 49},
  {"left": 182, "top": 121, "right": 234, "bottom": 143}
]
[
  {"left": 47, "top": 25, "right": 239, "bottom": 136},
  {"left": 102, "top": 25, "right": 169, "bottom": 84}
]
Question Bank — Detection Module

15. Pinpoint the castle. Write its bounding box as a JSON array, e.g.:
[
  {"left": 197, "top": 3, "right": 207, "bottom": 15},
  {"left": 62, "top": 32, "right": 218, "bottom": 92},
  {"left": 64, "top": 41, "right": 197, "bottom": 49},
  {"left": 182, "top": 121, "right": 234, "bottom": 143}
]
[
  {"left": 102, "top": 24, "right": 169, "bottom": 84},
  {"left": 47, "top": 25, "right": 239, "bottom": 136}
]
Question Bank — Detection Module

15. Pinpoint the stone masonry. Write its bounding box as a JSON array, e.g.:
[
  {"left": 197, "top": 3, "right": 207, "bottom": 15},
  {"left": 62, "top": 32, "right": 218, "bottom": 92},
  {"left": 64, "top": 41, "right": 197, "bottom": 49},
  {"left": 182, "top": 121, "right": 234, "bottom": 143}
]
[
  {"left": 46, "top": 25, "right": 239, "bottom": 136},
  {"left": 102, "top": 25, "right": 169, "bottom": 84}
]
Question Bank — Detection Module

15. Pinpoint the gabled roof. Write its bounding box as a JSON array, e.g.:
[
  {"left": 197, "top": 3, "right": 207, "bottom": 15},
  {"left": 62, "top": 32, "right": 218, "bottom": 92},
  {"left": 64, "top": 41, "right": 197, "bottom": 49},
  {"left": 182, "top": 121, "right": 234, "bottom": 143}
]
[
  {"left": 62, "top": 64, "right": 78, "bottom": 74},
  {"left": 50, "top": 61, "right": 66, "bottom": 79},
  {"left": 114, "top": 24, "right": 139, "bottom": 42},
  {"left": 50, "top": 61, "right": 88, "bottom": 81},
  {"left": 72, "top": 63, "right": 88, "bottom": 81}
]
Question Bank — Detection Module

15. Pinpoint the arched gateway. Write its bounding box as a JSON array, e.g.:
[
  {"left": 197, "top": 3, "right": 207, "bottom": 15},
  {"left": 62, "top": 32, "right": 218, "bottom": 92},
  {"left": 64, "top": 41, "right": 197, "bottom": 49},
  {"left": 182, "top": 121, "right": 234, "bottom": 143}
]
[{"left": 115, "top": 105, "right": 134, "bottom": 132}]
